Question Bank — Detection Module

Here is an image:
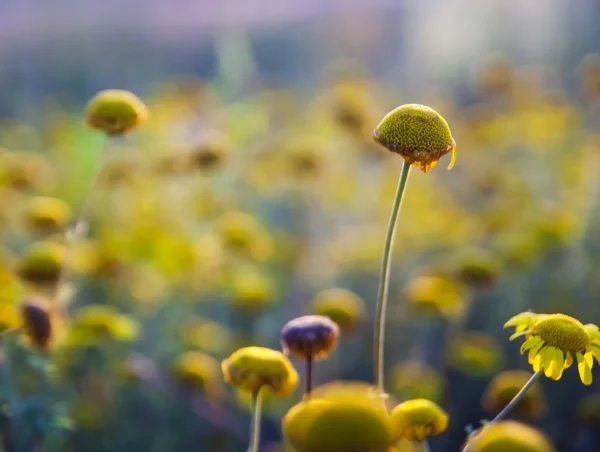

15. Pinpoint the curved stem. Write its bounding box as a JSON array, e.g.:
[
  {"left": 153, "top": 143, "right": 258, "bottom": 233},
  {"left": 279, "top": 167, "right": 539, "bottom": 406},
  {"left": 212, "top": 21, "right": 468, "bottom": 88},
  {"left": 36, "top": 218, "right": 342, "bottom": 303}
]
[
  {"left": 249, "top": 388, "right": 264, "bottom": 452},
  {"left": 373, "top": 161, "right": 411, "bottom": 391},
  {"left": 490, "top": 371, "right": 542, "bottom": 423},
  {"left": 54, "top": 138, "right": 110, "bottom": 308}
]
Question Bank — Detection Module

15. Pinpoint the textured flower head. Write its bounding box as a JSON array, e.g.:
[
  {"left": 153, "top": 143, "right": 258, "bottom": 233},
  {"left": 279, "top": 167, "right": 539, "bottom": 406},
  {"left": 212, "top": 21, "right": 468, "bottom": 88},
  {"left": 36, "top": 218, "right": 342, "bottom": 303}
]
[
  {"left": 281, "top": 315, "right": 339, "bottom": 360},
  {"left": 85, "top": 89, "right": 148, "bottom": 135},
  {"left": 23, "top": 196, "right": 72, "bottom": 235},
  {"left": 283, "top": 381, "right": 395, "bottom": 452},
  {"left": 20, "top": 297, "right": 55, "bottom": 350},
  {"left": 388, "top": 361, "right": 444, "bottom": 404},
  {"left": 482, "top": 370, "right": 546, "bottom": 420},
  {"left": 17, "top": 241, "right": 64, "bottom": 286},
  {"left": 405, "top": 276, "right": 465, "bottom": 319},
  {"left": 171, "top": 351, "right": 222, "bottom": 398},
  {"left": 221, "top": 346, "right": 298, "bottom": 396},
  {"left": 449, "top": 332, "right": 504, "bottom": 378},
  {"left": 505, "top": 312, "right": 600, "bottom": 385},
  {"left": 373, "top": 104, "right": 456, "bottom": 172},
  {"left": 68, "top": 305, "right": 139, "bottom": 345},
  {"left": 391, "top": 398, "right": 448, "bottom": 442},
  {"left": 311, "top": 288, "right": 365, "bottom": 333},
  {"left": 464, "top": 421, "right": 554, "bottom": 452}
]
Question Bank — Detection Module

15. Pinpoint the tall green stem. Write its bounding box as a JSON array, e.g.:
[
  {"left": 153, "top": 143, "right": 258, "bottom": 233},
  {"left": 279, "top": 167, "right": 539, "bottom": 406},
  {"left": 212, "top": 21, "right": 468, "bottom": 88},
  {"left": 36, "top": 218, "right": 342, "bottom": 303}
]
[
  {"left": 374, "top": 161, "right": 411, "bottom": 392},
  {"left": 249, "top": 388, "right": 264, "bottom": 452},
  {"left": 489, "top": 370, "right": 542, "bottom": 424}
]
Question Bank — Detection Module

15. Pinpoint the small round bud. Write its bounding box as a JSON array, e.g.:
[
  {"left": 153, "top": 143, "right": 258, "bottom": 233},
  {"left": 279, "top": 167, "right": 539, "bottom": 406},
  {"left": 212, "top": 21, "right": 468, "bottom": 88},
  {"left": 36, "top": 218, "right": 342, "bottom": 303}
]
[
  {"left": 281, "top": 315, "right": 339, "bottom": 360},
  {"left": 311, "top": 288, "right": 365, "bottom": 333},
  {"left": 20, "top": 298, "right": 54, "bottom": 349},
  {"left": 391, "top": 398, "right": 448, "bottom": 441},
  {"left": 85, "top": 89, "right": 148, "bottom": 135},
  {"left": 221, "top": 346, "right": 298, "bottom": 396},
  {"left": 373, "top": 104, "right": 456, "bottom": 172}
]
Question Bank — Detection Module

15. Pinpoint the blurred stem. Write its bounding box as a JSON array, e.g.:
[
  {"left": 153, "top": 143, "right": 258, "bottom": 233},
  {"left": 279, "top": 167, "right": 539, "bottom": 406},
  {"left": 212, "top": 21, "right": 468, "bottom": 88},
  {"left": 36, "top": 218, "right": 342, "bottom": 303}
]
[
  {"left": 54, "top": 137, "right": 111, "bottom": 308},
  {"left": 249, "top": 388, "right": 264, "bottom": 452},
  {"left": 490, "top": 371, "right": 542, "bottom": 423},
  {"left": 374, "top": 161, "right": 411, "bottom": 392},
  {"left": 422, "top": 440, "right": 431, "bottom": 452},
  {"left": 305, "top": 356, "right": 313, "bottom": 397}
]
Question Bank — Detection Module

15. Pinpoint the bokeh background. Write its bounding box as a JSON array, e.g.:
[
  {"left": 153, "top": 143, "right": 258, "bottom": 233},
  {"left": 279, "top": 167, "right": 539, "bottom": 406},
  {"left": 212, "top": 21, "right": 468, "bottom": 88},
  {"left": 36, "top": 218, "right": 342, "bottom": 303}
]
[{"left": 2, "top": 0, "right": 600, "bottom": 450}]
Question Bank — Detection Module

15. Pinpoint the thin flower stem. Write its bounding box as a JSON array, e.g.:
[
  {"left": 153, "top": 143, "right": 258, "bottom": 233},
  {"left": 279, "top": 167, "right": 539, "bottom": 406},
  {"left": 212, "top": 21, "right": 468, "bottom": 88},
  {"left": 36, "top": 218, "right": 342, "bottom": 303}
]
[
  {"left": 422, "top": 440, "right": 431, "bottom": 452},
  {"left": 374, "top": 161, "right": 411, "bottom": 392},
  {"left": 249, "top": 388, "right": 264, "bottom": 452},
  {"left": 54, "top": 138, "right": 111, "bottom": 308},
  {"left": 306, "top": 356, "right": 313, "bottom": 396},
  {"left": 490, "top": 370, "right": 542, "bottom": 423}
]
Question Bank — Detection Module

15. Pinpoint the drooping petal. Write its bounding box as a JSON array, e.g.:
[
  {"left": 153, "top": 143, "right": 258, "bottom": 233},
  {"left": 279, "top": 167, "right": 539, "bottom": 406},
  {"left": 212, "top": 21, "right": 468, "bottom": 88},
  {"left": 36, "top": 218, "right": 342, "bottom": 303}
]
[
  {"left": 528, "top": 340, "right": 545, "bottom": 364},
  {"left": 552, "top": 349, "right": 565, "bottom": 380},
  {"left": 564, "top": 352, "right": 573, "bottom": 369},
  {"left": 520, "top": 335, "right": 542, "bottom": 352},
  {"left": 510, "top": 330, "right": 529, "bottom": 342},
  {"left": 533, "top": 352, "right": 544, "bottom": 372},
  {"left": 584, "top": 351, "right": 594, "bottom": 368},
  {"left": 577, "top": 352, "right": 593, "bottom": 386},
  {"left": 544, "top": 347, "right": 557, "bottom": 378},
  {"left": 446, "top": 145, "right": 457, "bottom": 170},
  {"left": 590, "top": 346, "right": 600, "bottom": 365},
  {"left": 504, "top": 312, "right": 537, "bottom": 329}
]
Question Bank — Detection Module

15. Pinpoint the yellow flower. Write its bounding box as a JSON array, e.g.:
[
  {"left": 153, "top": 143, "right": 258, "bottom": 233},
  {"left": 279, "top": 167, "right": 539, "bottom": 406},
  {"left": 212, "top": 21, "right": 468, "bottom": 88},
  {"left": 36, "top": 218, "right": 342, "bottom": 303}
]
[
  {"left": 449, "top": 332, "right": 504, "bottom": 378},
  {"left": 171, "top": 351, "right": 222, "bottom": 398},
  {"left": 505, "top": 312, "right": 600, "bottom": 385},
  {"left": 453, "top": 248, "right": 501, "bottom": 289},
  {"left": 391, "top": 398, "right": 448, "bottom": 442},
  {"left": 373, "top": 104, "right": 456, "bottom": 172},
  {"left": 186, "top": 132, "right": 230, "bottom": 171},
  {"left": 464, "top": 421, "right": 554, "bottom": 452},
  {"left": 216, "top": 211, "right": 273, "bottom": 262},
  {"left": 17, "top": 241, "right": 64, "bottom": 286},
  {"left": 221, "top": 346, "right": 298, "bottom": 396},
  {"left": 23, "top": 196, "right": 72, "bottom": 235},
  {"left": 180, "top": 317, "right": 233, "bottom": 356},
  {"left": 85, "top": 89, "right": 148, "bottom": 135},
  {"left": 68, "top": 305, "right": 139, "bottom": 345},
  {"left": 405, "top": 276, "right": 465, "bottom": 319},
  {"left": 229, "top": 266, "right": 276, "bottom": 313},
  {"left": 388, "top": 361, "right": 444, "bottom": 404},
  {"left": 310, "top": 288, "right": 365, "bottom": 333},
  {"left": 482, "top": 370, "right": 546, "bottom": 420},
  {"left": 283, "top": 381, "right": 395, "bottom": 452}
]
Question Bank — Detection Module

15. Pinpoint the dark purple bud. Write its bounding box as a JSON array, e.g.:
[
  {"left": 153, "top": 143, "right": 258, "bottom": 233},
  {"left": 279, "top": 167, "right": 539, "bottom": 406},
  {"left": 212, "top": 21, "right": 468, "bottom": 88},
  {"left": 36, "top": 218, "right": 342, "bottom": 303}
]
[{"left": 281, "top": 315, "right": 339, "bottom": 360}]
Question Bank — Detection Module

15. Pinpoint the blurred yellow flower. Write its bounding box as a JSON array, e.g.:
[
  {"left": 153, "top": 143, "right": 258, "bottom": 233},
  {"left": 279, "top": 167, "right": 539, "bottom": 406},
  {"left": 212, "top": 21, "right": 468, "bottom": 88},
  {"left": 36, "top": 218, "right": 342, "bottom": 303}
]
[
  {"left": 388, "top": 361, "right": 444, "bottom": 404},
  {"left": 85, "top": 89, "right": 148, "bottom": 135},
  {"left": 391, "top": 398, "right": 448, "bottom": 441},
  {"left": 23, "top": 196, "right": 72, "bottom": 235},
  {"left": 449, "top": 332, "right": 504, "bottom": 378},
  {"left": 405, "top": 276, "right": 465, "bottom": 319},
  {"left": 482, "top": 370, "right": 546, "bottom": 420},
  {"left": 68, "top": 305, "right": 139, "bottom": 345},
  {"left": 464, "top": 421, "right": 554, "bottom": 452},
  {"left": 311, "top": 288, "right": 365, "bottom": 333},
  {"left": 171, "top": 351, "right": 222, "bottom": 399}
]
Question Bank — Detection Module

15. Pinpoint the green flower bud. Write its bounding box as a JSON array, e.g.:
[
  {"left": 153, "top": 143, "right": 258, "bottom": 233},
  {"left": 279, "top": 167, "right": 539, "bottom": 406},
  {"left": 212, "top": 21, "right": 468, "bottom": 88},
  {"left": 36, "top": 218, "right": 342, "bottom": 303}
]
[
  {"left": 85, "top": 90, "right": 148, "bottom": 135},
  {"left": 373, "top": 104, "right": 456, "bottom": 172}
]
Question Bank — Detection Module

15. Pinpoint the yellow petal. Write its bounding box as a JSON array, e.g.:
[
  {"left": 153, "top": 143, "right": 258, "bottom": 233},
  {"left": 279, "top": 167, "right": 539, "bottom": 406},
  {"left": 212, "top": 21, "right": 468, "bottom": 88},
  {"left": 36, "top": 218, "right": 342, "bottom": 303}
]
[
  {"left": 552, "top": 350, "right": 565, "bottom": 380},
  {"left": 576, "top": 352, "right": 593, "bottom": 385},
  {"left": 519, "top": 335, "right": 542, "bottom": 352},
  {"left": 585, "top": 351, "right": 594, "bottom": 368},
  {"left": 528, "top": 340, "right": 545, "bottom": 364},
  {"left": 533, "top": 352, "right": 544, "bottom": 372},
  {"left": 564, "top": 352, "right": 573, "bottom": 369},
  {"left": 590, "top": 346, "right": 600, "bottom": 365},
  {"left": 446, "top": 145, "right": 457, "bottom": 170},
  {"left": 504, "top": 313, "right": 536, "bottom": 329},
  {"left": 544, "top": 347, "right": 557, "bottom": 378},
  {"left": 510, "top": 331, "right": 528, "bottom": 342}
]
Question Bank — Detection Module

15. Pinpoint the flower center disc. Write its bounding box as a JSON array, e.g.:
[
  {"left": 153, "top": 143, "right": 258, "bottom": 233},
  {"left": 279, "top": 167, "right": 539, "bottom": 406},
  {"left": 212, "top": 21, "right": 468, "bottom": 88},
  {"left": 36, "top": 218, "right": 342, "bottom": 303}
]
[{"left": 533, "top": 314, "right": 590, "bottom": 352}]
